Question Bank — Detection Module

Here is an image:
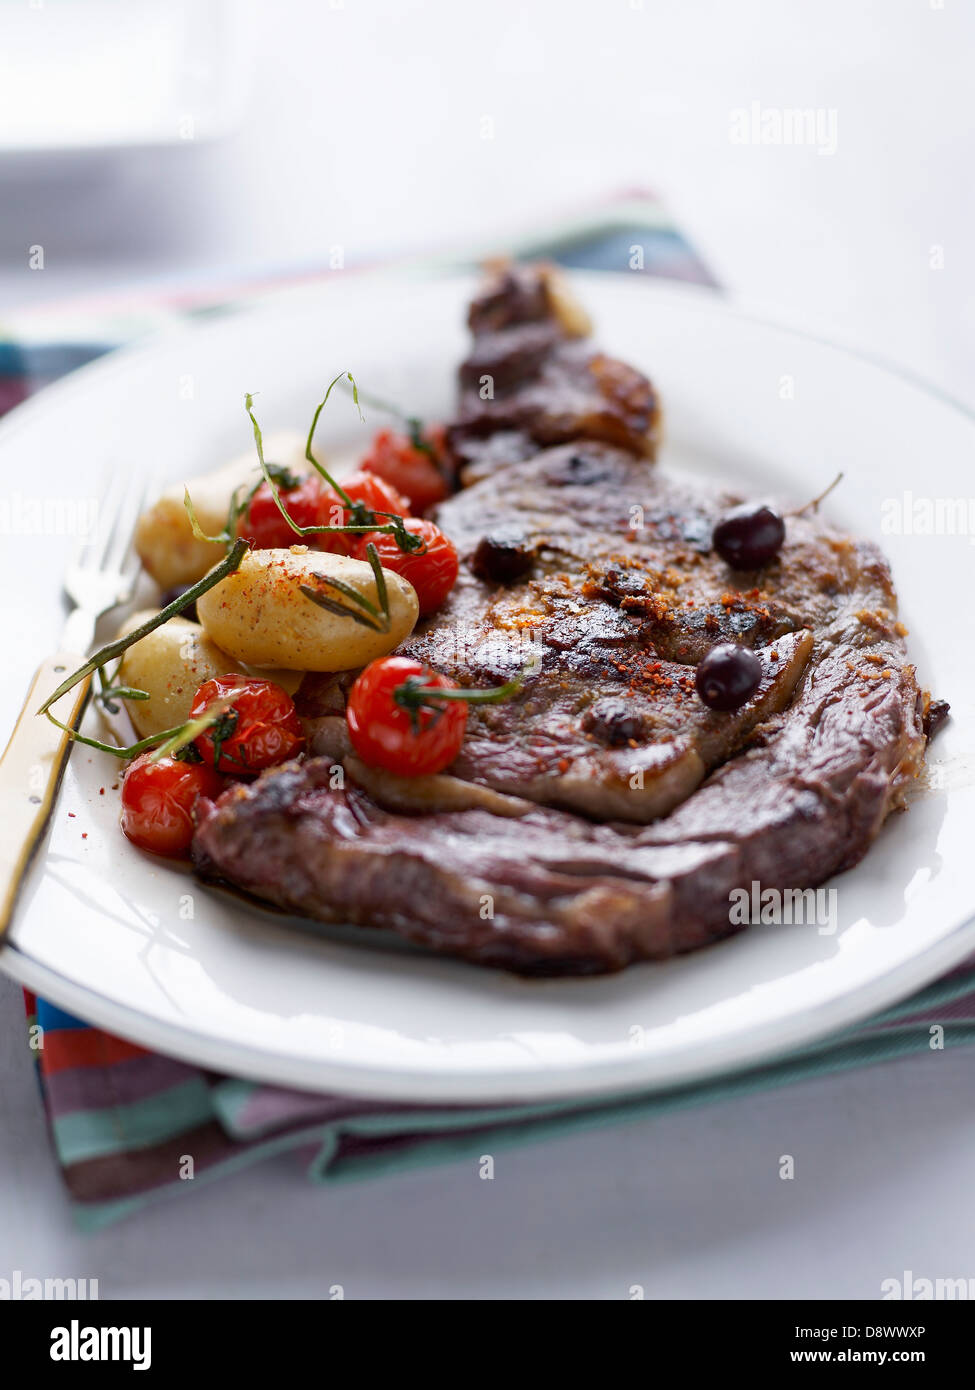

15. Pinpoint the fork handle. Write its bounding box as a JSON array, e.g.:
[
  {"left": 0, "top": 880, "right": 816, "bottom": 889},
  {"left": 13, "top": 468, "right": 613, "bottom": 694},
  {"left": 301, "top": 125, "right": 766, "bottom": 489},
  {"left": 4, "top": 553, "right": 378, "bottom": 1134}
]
[{"left": 0, "top": 654, "right": 92, "bottom": 938}]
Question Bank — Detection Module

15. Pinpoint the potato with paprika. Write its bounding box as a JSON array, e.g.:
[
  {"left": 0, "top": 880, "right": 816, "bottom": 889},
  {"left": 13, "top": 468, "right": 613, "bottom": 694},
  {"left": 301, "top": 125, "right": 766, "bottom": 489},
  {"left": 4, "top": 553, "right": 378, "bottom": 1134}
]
[{"left": 196, "top": 546, "right": 419, "bottom": 671}]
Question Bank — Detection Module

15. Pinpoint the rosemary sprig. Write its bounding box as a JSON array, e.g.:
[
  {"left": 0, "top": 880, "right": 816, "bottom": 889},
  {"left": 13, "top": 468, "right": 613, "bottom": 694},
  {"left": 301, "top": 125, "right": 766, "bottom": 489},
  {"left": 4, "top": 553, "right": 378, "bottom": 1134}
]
[
  {"left": 43, "top": 701, "right": 230, "bottom": 764},
  {"left": 95, "top": 684, "right": 151, "bottom": 714},
  {"left": 92, "top": 658, "right": 149, "bottom": 714},
  {"left": 184, "top": 487, "right": 231, "bottom": 546},
  {"left": 37, "top": 537, "right": 249, "bottom": 717},
  {"left": 200, "top": 707, "right": 241, "bottom": 769},
  {"left": 303, "top": 372, "right": 362, "bottom": 508},
  {"left": 246, "top": 383, "right": 355, "bottom": 534},
  {"left": 343, "top": 381, "right": 447, "bottom": 478},
  {"left": 244, "top": 390, "right": 424, "bottom": 555},
  {"left": 298, "top": 590, "right": 383, "bottom": 631},
  {"left": 298, "top": 544, "right": 392, "bottom": 634},
  {"left": 367, "top": 541, "right": 389, "bottom": 621},
  {"left": 151, "top": 699, "right": 237, "bottom": 764},
  {"left": 186, "top": 463, "right": 303, "bottom": 550}
]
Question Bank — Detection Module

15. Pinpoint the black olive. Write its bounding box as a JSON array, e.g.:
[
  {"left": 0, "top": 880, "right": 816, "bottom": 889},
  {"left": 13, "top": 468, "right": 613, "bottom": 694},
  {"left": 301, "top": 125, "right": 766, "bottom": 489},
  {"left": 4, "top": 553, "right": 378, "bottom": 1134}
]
[
  {"left": 581, "top": 698, "right": 646, "bottom": 746},
  {"left": 471, "top": 533, "right": 533, "bottom": 584},
  {"left": 713, "top": 502, "right": 785, "bottom": 569},
  {"left": 695, "top": 643, "right": 762, "bottom": 711},
  {"left": 159, "top": 585, "right": 198, "bottom": 622}
]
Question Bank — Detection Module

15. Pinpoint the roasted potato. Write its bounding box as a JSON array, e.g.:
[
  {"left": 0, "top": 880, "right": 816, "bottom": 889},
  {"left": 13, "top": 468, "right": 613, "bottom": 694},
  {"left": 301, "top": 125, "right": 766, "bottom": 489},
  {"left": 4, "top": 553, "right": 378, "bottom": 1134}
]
[
  {"left": 196, "top": 547, "right": 419, "bottom": 671},
  {"left": 134, "top": 430, "right": 310, "bottom": 589},
  {"left": 116, "top": 612, "right": 301, "bottom": 738}
]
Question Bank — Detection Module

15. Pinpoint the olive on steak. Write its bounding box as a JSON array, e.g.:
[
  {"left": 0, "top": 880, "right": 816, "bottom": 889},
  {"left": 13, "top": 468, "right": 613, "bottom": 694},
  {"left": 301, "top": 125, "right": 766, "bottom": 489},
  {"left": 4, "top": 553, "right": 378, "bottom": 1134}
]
[
  {"left": 713, "top": 502, "right": 785, "bottom": 570},
  {"left": 695, "top": 643, "right": 762, "bottom": 711}
]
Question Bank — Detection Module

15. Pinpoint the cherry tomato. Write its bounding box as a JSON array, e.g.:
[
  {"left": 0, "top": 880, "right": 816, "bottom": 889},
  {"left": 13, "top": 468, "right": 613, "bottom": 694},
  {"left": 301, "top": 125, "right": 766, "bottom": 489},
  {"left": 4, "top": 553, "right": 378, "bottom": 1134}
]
[
  {"left": 120, "top": 753, "right": 224, "bottom": 858},
  {"left": 313, "top": 470, "right": 411, "bottom": 556},
  {"left": 353, "top": 517, "right": 459, "bottom": 615},
  {"left": 359, "top": 428, "right": 449, "bottom": 514},
  {"left": 237, "top": 474, "right": 325, "bottom": 549},
  {"left": 346, "top": 657, "right": 468, "bottom": 776},
  {"left": 340, "top": 469, "right": 411, "bottom": 517},
  {"left": 190, "top": 674, "right": 305, "bottom": 774}
]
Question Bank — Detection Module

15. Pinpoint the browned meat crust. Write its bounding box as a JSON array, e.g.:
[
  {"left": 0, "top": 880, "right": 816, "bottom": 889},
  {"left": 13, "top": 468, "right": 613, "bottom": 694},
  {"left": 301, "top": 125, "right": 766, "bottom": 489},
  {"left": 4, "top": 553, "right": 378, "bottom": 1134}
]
[{"left": 448, "top": 263, "right": 661, "bottom": 480}]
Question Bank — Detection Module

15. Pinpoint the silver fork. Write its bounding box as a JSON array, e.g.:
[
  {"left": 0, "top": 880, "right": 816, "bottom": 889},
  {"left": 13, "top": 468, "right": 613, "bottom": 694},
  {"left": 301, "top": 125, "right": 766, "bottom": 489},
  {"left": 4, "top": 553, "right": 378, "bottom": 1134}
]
[
  {"left": 0, "top": 471, "right": 152, "bottom": 936},
  {"left": 61, "top": 470, "right": 150, "bottom": 656}
]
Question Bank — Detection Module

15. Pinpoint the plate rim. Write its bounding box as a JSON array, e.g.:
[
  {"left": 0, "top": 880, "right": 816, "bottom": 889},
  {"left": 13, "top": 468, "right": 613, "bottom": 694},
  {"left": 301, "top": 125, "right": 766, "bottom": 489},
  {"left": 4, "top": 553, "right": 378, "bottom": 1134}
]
[
  {"left": 2, "top": 267, "right": 974, "bottom": 1104},
  {"left": 5, "top": 917, "right": 975, "bottom": 1103}
]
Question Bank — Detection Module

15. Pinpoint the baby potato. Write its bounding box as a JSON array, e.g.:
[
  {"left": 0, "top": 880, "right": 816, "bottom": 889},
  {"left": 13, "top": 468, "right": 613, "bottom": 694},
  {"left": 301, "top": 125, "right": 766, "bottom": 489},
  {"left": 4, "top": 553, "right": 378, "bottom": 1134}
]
[
  {"left": 116, "top": 612, "right": 302, "bottom": 738},
  {"left": 134, "top": 430, "right": 310, "bottom": 589},
  {"left": 116, "top": 613, "right": 244, "bottom": 738},
  {"left": 197, "top": 547, "right": 419, "bottom": 671}
]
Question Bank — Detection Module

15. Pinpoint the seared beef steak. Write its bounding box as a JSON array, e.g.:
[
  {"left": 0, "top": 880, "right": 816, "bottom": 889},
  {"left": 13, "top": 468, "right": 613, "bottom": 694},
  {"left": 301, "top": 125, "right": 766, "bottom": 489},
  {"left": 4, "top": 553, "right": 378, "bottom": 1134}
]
[
  {"left": 193, "top": 621, "right": 921, "bottom": 976},
  {"left": 402, "top": 442, "right": 822, "bottom": 821},
  {"left": 448, "top": 263, "right": 661, "bottom": 481},
  {"left": 193, "top": 267, "right": 931, "bottom": 975}
]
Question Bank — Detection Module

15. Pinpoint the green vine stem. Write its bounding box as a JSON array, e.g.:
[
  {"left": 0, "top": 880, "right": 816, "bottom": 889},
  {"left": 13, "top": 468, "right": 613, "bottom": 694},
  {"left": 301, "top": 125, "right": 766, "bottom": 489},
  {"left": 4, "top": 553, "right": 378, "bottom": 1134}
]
[{"left": 36, "top": 537, "right": 249, "bottom": 718}]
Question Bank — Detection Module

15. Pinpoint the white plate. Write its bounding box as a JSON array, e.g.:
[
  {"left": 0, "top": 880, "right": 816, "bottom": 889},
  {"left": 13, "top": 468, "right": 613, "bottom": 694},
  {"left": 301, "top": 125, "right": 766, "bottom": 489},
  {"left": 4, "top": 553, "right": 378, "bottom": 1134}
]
[{"left": 1, "top": 271, "right": 973, "bottom": 1103}]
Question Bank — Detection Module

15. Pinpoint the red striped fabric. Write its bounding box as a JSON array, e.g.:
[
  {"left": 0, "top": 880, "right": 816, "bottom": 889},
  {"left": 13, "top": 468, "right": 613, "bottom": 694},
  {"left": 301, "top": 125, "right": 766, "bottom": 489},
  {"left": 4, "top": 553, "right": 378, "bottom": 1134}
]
[{"left": 39, "top": 1029, "right": 151, "bottom": 1078}]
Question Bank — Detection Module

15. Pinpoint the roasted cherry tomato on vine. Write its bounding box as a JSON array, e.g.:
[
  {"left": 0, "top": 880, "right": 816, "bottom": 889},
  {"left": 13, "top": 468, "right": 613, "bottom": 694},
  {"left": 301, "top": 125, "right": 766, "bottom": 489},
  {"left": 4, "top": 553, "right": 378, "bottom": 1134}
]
[
  {"left": 353, "top": 517, "right": 458, "bottom": 615},
  {"left": 359, "top": 427, "right": 449, "bottom": 514},
  {"left": 190, "top": 674, "right": 305, "bottom": 774},
  {"left": 313, "top": 470, "right": 412, "bottom": 555},
  {"left": 120, "top": 753, "right": 224, "bottom": 858},
  {"left": 339, "top": 469, "right": 411, "bottom": 518},
  {"left": 346, "top": 657, "right": 468, "bottom": 777},
  {"left": 237, "top": 474, "right": 325, "bottom": 549}
]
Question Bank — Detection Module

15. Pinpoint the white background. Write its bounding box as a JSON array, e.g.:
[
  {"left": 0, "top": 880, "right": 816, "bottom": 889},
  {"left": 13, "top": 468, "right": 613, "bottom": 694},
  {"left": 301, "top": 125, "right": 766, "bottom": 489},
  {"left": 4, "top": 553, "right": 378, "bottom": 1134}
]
[{"left": 1, "top": 0, "right": 974, "bottom": 1300}]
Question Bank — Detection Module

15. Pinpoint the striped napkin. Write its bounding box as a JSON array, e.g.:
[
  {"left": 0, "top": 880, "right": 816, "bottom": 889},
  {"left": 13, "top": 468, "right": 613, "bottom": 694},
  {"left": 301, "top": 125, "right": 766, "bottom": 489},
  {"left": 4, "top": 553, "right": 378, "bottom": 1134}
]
[{"left": 5, "top": 192, "right": 974, "bottom": 1230}]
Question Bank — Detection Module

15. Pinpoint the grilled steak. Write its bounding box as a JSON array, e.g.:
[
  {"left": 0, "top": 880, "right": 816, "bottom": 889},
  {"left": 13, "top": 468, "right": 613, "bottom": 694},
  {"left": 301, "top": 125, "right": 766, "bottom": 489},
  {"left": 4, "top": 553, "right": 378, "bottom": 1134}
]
[
  {"left": 448, "top": 262, "right": 661, "bottom": 481},
  {"left": 193, "top": 266, "right": 933, "bottom": 975}
]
